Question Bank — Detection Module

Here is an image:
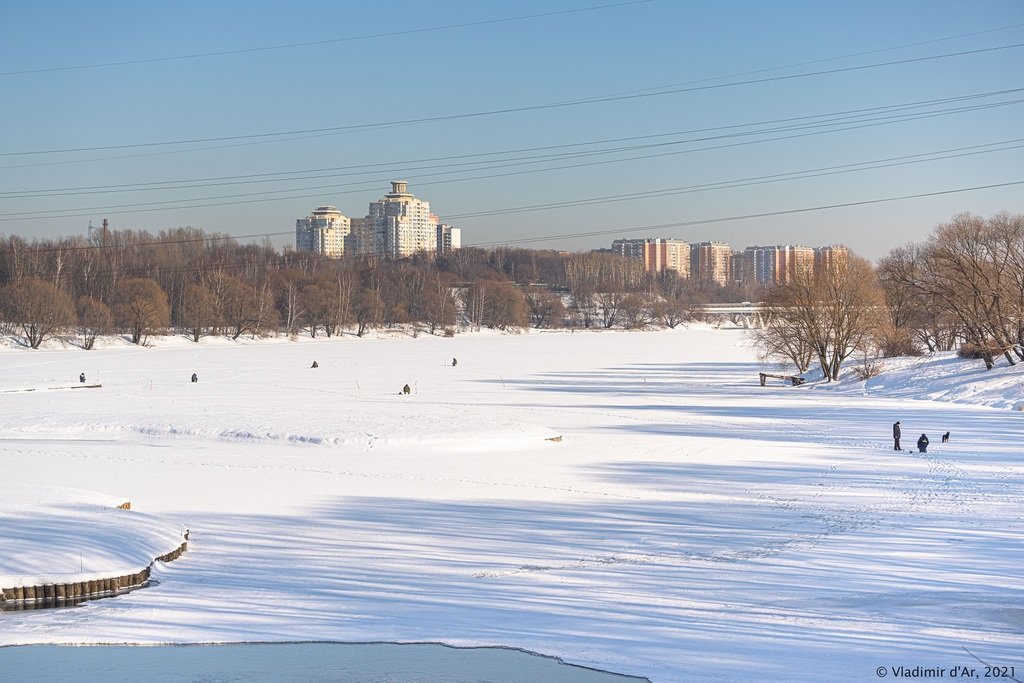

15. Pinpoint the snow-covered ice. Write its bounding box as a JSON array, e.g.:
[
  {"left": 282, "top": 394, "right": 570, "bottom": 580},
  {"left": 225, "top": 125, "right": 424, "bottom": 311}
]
[{"left": 1, "top": 327, "right": 1022, "bottom": 682}]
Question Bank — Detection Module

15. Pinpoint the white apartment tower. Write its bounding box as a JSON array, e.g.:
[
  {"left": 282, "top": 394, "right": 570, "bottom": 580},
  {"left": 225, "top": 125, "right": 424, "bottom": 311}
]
[
  {"left": 295, "top": 206, "right": 350, "bottom": 258},
  {"left": 367, "top": 181, "right": 438, "bottom": 258},
  {"left": 437, "top": 224, "right": 461, "bottom": 253}
]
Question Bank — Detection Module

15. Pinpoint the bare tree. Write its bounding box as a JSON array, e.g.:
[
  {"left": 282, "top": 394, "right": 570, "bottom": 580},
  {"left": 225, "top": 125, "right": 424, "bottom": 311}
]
[
  {"left": 276, "top": 270, "right": 308, "bottom": 337},
  {"left": 0, "top": 278, "right": 75, "bottom": 348},
  {"left": 421, "top": 271, "right": 457, "bottom": 334},
  {"left": 215, "top": 274, "right": 266, "bottom": 340},
  {"left": 76, "top": 295, "right": 112, "bottom": 350},
  {"left": 463, "top": 280, "right": 527, "bottom": 330},
  {"left": 179, "top": 283, "right": 220, "bottom": 342},
  {"left": 113, "top": 277, "right": 170, "bottom": 345},
  {"left": 756, "top": 255, "right": 883, "bottom": 381},
  {"left": 483, "top": 280, "right": 528, "bottom": 330},
  {"left": 302, "top": 280, "right": 342, "bottom": 337},
  {"left": 916, "top": 215, "right": 1017, "bottom": 368},
  {"left": 596, "top": 290, "right": 626, "bottom": 329},
  {"left": 354, "top": 288, "right": 384, "bottom": 337},
  {"left": 620, "top": 293, "right": 656, "bottom": 329},
  {"left": 524, "top": 288, "right": 566, "bottom": 329},
  {"left": 748, "top": 310, "right": 815, "bottom": 374}
]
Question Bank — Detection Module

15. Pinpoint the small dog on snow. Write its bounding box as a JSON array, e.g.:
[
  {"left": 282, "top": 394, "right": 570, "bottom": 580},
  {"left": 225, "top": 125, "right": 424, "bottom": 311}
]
[{"left": 941, "top": 431, "right": 950, "bottom": 443}]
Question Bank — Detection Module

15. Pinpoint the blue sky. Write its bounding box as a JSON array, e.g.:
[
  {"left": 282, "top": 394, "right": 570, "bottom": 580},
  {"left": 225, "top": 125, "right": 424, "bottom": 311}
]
[{"left": 1, "top": 0, "right": 1022, "bottom": 260}]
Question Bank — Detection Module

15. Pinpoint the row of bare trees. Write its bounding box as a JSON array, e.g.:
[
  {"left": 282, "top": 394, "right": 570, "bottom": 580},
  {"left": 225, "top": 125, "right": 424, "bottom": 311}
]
[
  {"left": 751, "top": 212, "right": 1024, "bottom": 381},
  {"left": 0, "top": 229, "right": 758, "bottom": 348},
  {"left": 878, "top": 213, "right": 1024, "bottom": 369}
]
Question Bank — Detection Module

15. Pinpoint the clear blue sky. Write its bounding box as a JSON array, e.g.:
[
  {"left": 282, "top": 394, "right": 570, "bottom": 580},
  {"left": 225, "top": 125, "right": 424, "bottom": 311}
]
[{"left": 1, "top": 0, "right": 1022, "bottom": 260}]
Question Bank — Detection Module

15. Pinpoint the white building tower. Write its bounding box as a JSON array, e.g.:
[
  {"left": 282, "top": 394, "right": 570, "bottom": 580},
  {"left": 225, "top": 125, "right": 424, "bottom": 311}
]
[
  {"left": 295, "top": 206, "right": 350, "bottom": 258},
  {"left": 367, "top": 181, "right": 438, "bottom": 258}
]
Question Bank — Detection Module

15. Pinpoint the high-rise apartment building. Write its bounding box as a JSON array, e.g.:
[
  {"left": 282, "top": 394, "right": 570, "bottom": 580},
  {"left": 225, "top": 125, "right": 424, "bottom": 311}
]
[
  {"left": 367, "top": 181, "right": 438, "bottom": 259},
  {"left": 690, "top": 241, "right": 732, "bottom": 286},
  {"left": 437, "top": 224, "right": 461, "bottom": 254},
  {"left": 730, "top": 251, "right": 749, "bottom": 284},
  {"left": 611, "top": 238, "right": 647, "bottom": 261},
  {"left": 740, "top": 244, "right": 816, "bottom": 286},
  {"left": 297, "top": 183, "right": 461, "bottom": 259},
  {"left": 814, "top": 245, "right": 849, "bottom": 276},
  {"left": 611, "top": 237, "right": 849, "bottom": 287},
  {"left": 744, "top": 246, "right": 781, "bottom": 286},
  {"left": 295, "top": 206, "right": 350, "bottom": 258},
  {"left": 611, "top": 238, "right": 691, "bottom": 276},
  {"left": 778, "top": 245, "right": 815, "bottom": 285}
]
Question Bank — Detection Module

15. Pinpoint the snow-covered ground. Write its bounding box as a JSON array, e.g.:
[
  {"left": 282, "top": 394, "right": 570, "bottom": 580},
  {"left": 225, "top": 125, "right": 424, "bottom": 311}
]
[{"left": 1, "top": 327, "right": 1022, "bottom": 682}]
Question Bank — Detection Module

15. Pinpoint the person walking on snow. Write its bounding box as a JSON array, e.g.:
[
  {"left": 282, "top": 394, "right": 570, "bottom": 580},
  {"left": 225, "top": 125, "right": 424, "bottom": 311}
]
[
  {"left": 893, "top": 421, "right": 901, "bottom": 451},
  {"left": 917, "top": 434, "right": 929, "bottom": 453}
]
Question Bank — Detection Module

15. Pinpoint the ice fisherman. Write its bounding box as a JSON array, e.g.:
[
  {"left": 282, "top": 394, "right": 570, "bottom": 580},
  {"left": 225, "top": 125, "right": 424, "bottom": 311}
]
[
  {"left": 191, "top": 373, "right": 198, "bottom": 383},
  {"left": 917, "top": 434, "right": 929, "bottom": 453},
  {"left": 79, "top": 372, "right": 86, "bottom": 384},
  {"left": 892, "top": 421, "right": 901, "bottom": 451}
]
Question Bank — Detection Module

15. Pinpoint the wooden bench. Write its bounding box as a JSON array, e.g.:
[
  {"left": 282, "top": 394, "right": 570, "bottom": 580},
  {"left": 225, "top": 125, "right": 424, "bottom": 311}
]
[{"left": 759, "top": 372, "right": 805, "bottom": 387}]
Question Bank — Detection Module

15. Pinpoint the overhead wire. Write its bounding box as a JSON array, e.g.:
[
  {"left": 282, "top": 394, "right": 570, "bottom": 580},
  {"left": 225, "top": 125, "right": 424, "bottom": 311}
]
[
  {"left": 3, "top": 87, "right": 1020, "bottom": 197},
  {"left": 467, "top": 180, "right": 1024, "bottom": 247},
  {"left": 445, "top": 140, "right": 1024, "bottom": 219},
  {"left": 3, "top": 96, "right": 1021, "bottom": 221},
  {"left": 3, "top": 42, "right": 1023, "bottom": 159},
  {"left": 0, "top": 1, "right": 654, "bottom": 78}
]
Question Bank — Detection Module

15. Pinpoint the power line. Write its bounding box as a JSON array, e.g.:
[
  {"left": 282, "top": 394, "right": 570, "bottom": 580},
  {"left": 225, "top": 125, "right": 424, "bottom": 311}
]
[
  {"left": 4, "top": 87, "right": 1019, "bottom": 196},
  {"left": 0, "top": 1, "right": 654, "bottom": 78},
  {"left": 4, "top": 96, "right": 1020, "bottom": 221},
  {"left": 598, "top": 23, "right": 1024, "bottom": 98},
  {"left": 467, "top": 180, "right": 1024, "bottom": 247},
  {"left": 445, "top": 140, "right": 1024, "bottom": 219},
  {"left": 4, "top": 42, "right": 1022, "bottom": 159},
  {"left": 4, "top": 88, "right": 1018, "bottom": 195}
]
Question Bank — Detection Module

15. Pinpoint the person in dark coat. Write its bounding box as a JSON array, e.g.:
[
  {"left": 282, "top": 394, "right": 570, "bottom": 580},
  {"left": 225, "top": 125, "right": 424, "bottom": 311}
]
[
  {"left": 79, "top": 372, "right": 86, "bottom": 384},
  {"left": 311, "top": 361, "right": 319, "bottom": 368},
  {"left": 191, "top": 373, "right": 198, "bottom": 383},
  {"left": 452, "top": 358, "right": 457, "bottom": 367},
  {"left": 917, "top": 433, "right": 929, "bottom": 453},
  {"left": 893, "top": 421, "right": 901, "bottom": 451},
  {"left": 402, "top": 384, "right": 411, "bottom": 395}
]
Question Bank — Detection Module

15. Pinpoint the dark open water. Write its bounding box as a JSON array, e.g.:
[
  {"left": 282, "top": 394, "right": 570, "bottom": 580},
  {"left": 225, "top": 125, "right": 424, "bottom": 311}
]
[{"left": 0, "top": 642, "right": 651, "bottom": 682}]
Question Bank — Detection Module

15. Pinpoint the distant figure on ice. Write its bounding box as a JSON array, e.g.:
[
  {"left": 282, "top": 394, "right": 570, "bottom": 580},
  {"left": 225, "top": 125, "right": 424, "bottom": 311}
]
[
  {"left": 79, "top": 372, "right": 86, "bottom": 384},
  {"left": 402, "top": 384, "right": 411, "bottom": 395},
  {"left": 452, "top": 357, "right": 457, "bottom": 367},
  {"left": 917, "top": 434, "right": 929, "bottom": 453},
  {"left": 191, "top": 373, "right": 198, "bottom": 383},
  {"left": 941, "top": 431, "right": 950, "bottom": 443},
  {"left": 892, "top": 421, "right": 901, "bottom": 451},
  {"left": 311, "top": 361, "right": 319, "bottom": 368}
]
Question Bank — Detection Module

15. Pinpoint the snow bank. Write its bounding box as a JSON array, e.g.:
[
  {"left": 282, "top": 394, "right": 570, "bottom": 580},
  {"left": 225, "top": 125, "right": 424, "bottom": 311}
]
[{"left": 1, "top": 327, "right": 1021, "bottom": 683}]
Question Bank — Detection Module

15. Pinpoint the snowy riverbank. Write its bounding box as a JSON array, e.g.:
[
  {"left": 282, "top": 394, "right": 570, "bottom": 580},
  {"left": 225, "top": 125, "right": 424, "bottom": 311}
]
[{"left": 2, "top": 327, "right": 1021, "bottom": 682}]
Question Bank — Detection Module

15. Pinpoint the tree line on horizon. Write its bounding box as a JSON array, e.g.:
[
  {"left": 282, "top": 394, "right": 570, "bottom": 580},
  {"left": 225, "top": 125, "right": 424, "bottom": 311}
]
[
  {"left": 2, "top": 212, "right": 1022, "bottom": 381},
  {"left": 0, "top": 227, "right": 754, "bottom": 349}
]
